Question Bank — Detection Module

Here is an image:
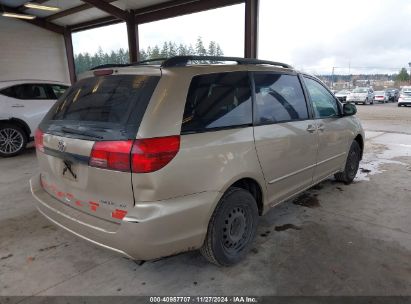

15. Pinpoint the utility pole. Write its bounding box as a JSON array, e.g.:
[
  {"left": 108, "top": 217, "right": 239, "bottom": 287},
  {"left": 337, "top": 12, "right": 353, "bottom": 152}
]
[
  {"left": 331, "top": 67, "right": 335, "bottom": 90},
  {"left": 409, "top": 62, "right": 411, "bottom": 85}
]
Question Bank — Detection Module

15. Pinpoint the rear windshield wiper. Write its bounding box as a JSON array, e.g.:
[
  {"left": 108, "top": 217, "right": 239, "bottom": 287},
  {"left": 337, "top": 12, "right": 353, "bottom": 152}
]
[{"left": 61, "top": 127, "right": 103, "bottom": 139}]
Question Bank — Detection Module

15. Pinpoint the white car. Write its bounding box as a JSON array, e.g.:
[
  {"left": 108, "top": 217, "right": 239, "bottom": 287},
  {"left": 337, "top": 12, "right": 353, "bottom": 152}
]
[
  {"left": 346, "top": 87, "right": 375, "bottom": 105},
  {"left": 0, "top": 80, "right": 69, "bottom": 157},
  {"left": 335, "top": 90, "right": 351, "bottom": 102},
  {"left": 398, "top": 86, "right": 411, "bottom": 107},
  {"left": 374, "top": 90, "right": 390, "bottom": 103}
]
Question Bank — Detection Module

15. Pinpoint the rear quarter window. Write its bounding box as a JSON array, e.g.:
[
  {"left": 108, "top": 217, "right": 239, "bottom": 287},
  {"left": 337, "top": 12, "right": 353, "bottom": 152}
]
[{"left": 181, "top": 72, "right": 252, "bottom": 133}]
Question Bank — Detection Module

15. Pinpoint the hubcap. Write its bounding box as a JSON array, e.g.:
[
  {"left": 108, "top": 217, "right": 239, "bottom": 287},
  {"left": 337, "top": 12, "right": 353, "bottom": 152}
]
[
  {"left": 0, "top": 128, "right": 24, "bottom": 154},
  {"left": 222, "top": 206, "right": 251, "bottom": 254}
]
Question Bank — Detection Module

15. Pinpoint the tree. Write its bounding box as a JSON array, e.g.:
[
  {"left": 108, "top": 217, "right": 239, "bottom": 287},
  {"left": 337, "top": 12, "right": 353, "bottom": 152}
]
[
  {"left": 195, "top": 37, "right": 207, "bottom": 56},
  {"left": 74, "top": 40, "right": 225, "bottom": 75},
  {"left": 208, "top": 41, "right": 216, "bottom": 56},
  {"left": 160, "top": 42, "right": 169, "bottom": 58},
  {"left": 151, "top": 46, "right": 160, "bottom": 58},
  {"left": 396, "top": 68, "right": 410, "bottom": 82}
]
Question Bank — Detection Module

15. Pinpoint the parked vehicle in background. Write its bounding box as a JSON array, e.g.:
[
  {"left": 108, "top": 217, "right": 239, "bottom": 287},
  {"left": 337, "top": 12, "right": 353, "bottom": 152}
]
[
  {"left": 398, "top": 86, "right": 411, "bottom": 107},
  {"left": 387, "top": 88, "right": 399, "bottom": 102},
  {"left": 335, "top": 90, "right": 351, "bottom": 102},
  {"left": 346, "top": 87, "right": 375, "bottom": 105},
  {"left": 30, "top": 56, "right": 364, "bottom": 266},
  {"left": 0, "top": 80, "right": 69, "bottom": 157},
  {"left": 374, "top": 90, "right": 390, "bottom": 103}
]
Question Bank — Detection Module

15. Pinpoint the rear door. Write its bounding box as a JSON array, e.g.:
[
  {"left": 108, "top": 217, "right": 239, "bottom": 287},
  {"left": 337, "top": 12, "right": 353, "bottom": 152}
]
[
  {"left": 252, "top": 72, "right": 318, "bottom": 205},
  {"left": 38, "top": 73, "right": 160, "bottom": 222},
  {"left": 302, "top": 76, "right": 350, "bottom": 182}
]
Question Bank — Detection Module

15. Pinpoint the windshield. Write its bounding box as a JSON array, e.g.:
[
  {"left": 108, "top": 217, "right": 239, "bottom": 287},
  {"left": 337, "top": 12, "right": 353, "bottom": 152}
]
[
  {"left": 337, "top": 90, "right": 350, "bottom": 94},
  {"left": 353, "top": 88, "right": 368, "bottom": 93},
  {"left": 375, "top": 91, "right": 385, "bottom": 95},
  {"left": 40, "top": 75, "right": 160, "bottom": 141}
]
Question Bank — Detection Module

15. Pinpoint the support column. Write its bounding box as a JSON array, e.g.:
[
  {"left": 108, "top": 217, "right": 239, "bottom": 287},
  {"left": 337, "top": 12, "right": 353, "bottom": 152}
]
[
  {"left": 64, "top": 29, "right": 77, "bottom": 84},
  {"left": 127, "top": 13, "right": 139, "bottom": 63},
  {"left": 244, "top": 0, "right": 259, "bottom": 58}
]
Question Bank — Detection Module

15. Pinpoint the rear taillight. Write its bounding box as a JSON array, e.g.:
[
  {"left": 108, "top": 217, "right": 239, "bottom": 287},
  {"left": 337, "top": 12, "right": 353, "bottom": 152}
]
[
  {"left": 89, "top": 136, "right": 180, "bottom": 173},
  {"left": 89, "top": 140, "right": 133, "bottom": 172},
  {"left": 34, "top": 128, "right": 44, "bottom": 152},
  {"left": 131, "top": 136, "right": 180, "bottom": 173}
]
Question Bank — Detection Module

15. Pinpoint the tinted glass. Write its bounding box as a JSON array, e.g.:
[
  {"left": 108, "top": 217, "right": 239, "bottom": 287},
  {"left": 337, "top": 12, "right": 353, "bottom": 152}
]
[
  {"left": 13, "top": 84, "right": 51, "bottom": 100},
  {"left": 40, "top": 75, "right": 159, "bottom": 141},
  {"left": 254, "top": 73, "right": 308, "bottom": 124},
  {"left": 304, "top": 77, "right": 340, "bottom": 118},
  {"left": 50, "top": 85, "right": 69, "bottom": 99},
  {"left": 182, "top": 72, "right": 252, "bottom": 133},
  {"left": 0, "top": 86, "right": 16, "bottom": 98}
]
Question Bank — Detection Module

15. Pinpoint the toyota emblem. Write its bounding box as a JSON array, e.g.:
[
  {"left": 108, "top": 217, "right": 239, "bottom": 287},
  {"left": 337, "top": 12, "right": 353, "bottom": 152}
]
[{"left": 57, "top": 140, "right": 66, "bottom": 152}]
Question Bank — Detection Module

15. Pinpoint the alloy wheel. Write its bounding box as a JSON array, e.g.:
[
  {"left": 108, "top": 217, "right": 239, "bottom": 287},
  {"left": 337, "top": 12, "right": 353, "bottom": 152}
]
[{"left": 0, "top": 128, "right": 24, "bottom": 155}]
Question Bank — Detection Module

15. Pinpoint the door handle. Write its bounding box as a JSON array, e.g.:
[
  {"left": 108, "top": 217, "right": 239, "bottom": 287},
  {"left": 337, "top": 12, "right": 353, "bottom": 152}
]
[
  {"left": 306, "top": 124, "right": 316, "bottom": 133},
  {"left": 12, "top": 104, "right": 24, "bottom": 108},
  {"left": 317, "top": 124, "right": 325, "bottom": 131}
]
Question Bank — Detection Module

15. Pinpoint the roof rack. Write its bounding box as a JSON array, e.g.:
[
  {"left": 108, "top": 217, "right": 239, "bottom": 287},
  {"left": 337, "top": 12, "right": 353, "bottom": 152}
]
[
  {"left": 161, "top": 56, "right": 293, "bottom": 69},
  {"left": 90, "top": 58, "right": 168, "bottom": 70},
  {"left": 90, "top": 63, "right": 129, "bottom": 70},
  {"left": 90, "top": 56, "right": 293, "bottom": 71}
]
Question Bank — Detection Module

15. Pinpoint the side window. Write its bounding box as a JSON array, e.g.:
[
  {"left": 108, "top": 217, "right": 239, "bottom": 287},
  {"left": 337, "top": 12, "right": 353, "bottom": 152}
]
[
  {"left": 254, "top": 73, "right": 308, "bottom": 124},
  {"left": 181, "top": 72, "right": 252, "bottom": 133},
  {"left": 50, "top": 85, "right": 69, "bottom": 99},
  {"left": 0, "top": 86, "right": 16, "bottom": 98},
  {"left": 12, "top": 84, "right": 49, "bottom": 100},
  {"left": 303, "top": 77, "right": 339, "bottom": 118}
]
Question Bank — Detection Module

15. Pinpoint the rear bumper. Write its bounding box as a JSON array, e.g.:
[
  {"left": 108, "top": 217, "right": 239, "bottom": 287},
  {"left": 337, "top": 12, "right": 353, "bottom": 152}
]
[
  {"left": 398, "top": 101, "right": 411, "bottom": 106},
  {"left": 30, "top": 174, "right": 220, "bottom": 260}
]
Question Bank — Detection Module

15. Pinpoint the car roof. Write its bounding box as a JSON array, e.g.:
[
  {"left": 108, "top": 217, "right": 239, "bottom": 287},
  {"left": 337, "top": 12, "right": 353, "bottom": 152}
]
[{"left": 80, "top": 56, "right": 300, "bottom": 80}]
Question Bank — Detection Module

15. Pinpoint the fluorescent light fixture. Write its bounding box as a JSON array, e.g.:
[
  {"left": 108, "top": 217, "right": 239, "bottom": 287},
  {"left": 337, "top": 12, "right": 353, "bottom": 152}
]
[
  {"left": 2, "top": 12, "right": 36, "bottom": 19},
  {"left": 24, "top": 3, "right": 60, "bottom": 11}
]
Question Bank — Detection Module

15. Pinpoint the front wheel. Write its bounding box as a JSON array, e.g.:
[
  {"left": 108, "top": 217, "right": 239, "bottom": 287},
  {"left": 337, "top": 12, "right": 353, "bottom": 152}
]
[
  {"left": 0, "top": 123, "right": 28, "bottom": 157},
  {"left": 201, "top": 187, "right": 259, "bottom": 266},
  {"left": 334, "top": 141, "right": 361, "bottom": 184}
]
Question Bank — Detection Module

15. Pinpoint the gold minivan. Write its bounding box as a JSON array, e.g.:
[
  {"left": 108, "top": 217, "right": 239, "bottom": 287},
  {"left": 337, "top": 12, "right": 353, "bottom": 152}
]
[{"left": 30, "top": 56, "right": 364, "bottom": 266}]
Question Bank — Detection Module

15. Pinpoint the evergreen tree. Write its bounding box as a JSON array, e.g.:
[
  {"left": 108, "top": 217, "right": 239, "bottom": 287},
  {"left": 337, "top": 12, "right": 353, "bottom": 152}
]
[
  {"left": 178, "top": 43, "right": 187, "bottom": 56},
  {"left": 151, "top": 46, "right": 161, "bottom": 58},
  {"left": 160, "top": 42, "right": 169, "bottom": 58},
  {"left": 168, "top": 42, "right": 177, "bottom": 57},
  {"left": 195, "top": 37, "right": 207, "bottom": 56},
  {"left": 74, "top": 39, "right": 224, "bottom": 75},
  {"left": 208, "top": 41, "right": 216, "bottom": 56},
  {"left": 396, "top": 68, "right": 410, "bottom": 82}
]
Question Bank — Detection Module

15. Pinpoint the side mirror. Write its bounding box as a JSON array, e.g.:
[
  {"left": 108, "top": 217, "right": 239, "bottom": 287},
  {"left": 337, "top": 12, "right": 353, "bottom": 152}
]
[{"left": 343, "top": 103, "right": 357, "bottom": 116}]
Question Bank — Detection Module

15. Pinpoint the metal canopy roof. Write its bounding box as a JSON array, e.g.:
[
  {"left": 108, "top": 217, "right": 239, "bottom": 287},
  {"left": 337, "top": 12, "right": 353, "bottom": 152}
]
[
  {"left": 0, "top": 0, "right": 243, "bottom": 32},
  {"left": 0, "top": 0, "right": 258, "bottom": 84}
]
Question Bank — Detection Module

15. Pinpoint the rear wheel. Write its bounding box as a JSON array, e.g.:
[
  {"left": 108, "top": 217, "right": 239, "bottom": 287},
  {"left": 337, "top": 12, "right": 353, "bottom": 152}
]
[
  {"left": 201, "top": 187, "right": 259, "bottom": 266},
  {"left": 334, "top": 141, "right": 361, "bottom": 184},
  {"left": 0, "top": 123, "right": 27, "bottom": 157}
]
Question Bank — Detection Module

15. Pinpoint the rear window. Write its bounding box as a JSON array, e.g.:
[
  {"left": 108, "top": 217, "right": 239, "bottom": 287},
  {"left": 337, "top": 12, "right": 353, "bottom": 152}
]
[
  {"left": 40, "top": 75, "right": 159, "bottom": 140},
  {"left": 181, "top": 72, "right": 252, "bottom": 134}
]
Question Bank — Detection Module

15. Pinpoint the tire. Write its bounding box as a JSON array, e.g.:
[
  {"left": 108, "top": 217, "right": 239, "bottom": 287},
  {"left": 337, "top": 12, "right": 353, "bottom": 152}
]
[
  {"left": 0, "top": 123, "right": 28, "bottom": 157},
  {"left": 334, "top": 141, "right": 361, "bottom": 184},
  {"left": 201, "top": 187, "right": 259, "bottom": 266}
]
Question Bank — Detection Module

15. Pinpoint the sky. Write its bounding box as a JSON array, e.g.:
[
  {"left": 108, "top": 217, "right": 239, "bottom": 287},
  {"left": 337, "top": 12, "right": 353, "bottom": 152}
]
[{"left": 72, "top": 0, "right": 411, "bottom": 75}]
